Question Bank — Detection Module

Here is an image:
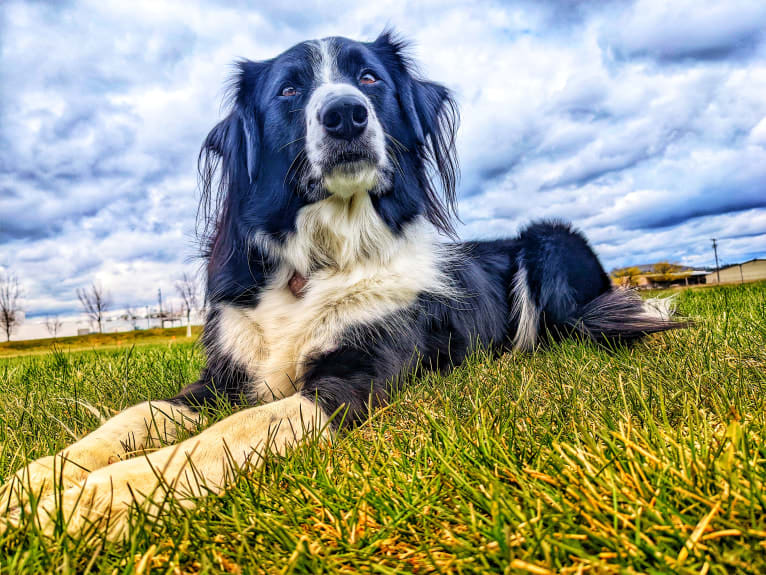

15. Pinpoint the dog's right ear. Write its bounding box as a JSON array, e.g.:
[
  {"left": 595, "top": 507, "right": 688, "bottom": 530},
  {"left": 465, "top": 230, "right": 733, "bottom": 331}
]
[
  {"left": 232, "top": 60, "right": 268, "bottom": 183},
  {"left": 197, "top": 60, "right": 268, "bottom": 267},
  {"left": 200, "top": 60, "right": 266, "bottom": 195}
]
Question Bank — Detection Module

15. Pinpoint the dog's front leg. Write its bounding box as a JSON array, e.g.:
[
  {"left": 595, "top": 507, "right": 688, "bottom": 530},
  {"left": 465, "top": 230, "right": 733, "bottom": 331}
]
[
  {"left": 30, "top": 394, "right": 329, "bottom": 541},
  {"left": 0, "top": 401, "right": 201, "bottom": 514},
  {"left": 27, "top": 335, "right": 412, "bottom": 541}
]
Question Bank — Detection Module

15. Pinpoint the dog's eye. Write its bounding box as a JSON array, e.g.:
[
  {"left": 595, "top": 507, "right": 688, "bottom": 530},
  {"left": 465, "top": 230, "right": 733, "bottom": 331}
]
[
  {"left": 360, "top": 72, "right": 378, "bottom": 85},
  {"left": 281, "top": 86, "right": 298, "bottom": 97}
]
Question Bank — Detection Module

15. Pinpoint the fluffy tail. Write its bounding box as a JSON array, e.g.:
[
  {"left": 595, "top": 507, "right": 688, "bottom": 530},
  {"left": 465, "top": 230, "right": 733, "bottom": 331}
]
[
  {"left": 572, "top": 289, "right": 686, "bottom": 342},
  {"left": 511, "top": 221, "right": 688, "bottom": 348}
]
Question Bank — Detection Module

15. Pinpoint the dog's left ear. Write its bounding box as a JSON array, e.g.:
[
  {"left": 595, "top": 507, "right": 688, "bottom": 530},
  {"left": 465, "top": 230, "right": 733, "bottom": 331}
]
[{"left": 373, "top": 30, "right": 460, "bottom": 236}]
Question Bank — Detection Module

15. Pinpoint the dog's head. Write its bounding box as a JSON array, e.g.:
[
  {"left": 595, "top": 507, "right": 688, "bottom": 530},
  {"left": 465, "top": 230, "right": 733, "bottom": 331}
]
[{"left": 199, "top": 30, "right": 459, "bottom": 274}]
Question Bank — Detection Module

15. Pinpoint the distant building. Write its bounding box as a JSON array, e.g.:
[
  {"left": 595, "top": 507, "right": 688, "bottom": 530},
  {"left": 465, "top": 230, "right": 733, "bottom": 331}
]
[
  {"left": 640, "top": 269, "right": 709, "bottom": 288},
  {"left": 706, "top": 258, "right": 766, "bottom": 284},
  {"left": 670, "top": 270, "right": 709, "bottom": 286},
  {"left": 612, "top": 263, "right": 710, "bottom": 289}
]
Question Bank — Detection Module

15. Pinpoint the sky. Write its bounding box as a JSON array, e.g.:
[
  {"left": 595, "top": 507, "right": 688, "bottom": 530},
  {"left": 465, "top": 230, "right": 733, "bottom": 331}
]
[{"left": 1, "top": 0, "right": 765, "bottom": 325}]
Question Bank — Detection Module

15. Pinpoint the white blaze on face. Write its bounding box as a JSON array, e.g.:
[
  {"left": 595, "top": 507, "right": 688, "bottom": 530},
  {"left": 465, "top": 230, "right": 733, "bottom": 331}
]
[
  {"left": 314, "top": 38, "right": 336, "bottom": 85},
  {"left": 305, "top": 39, "right": 388, "bottom": 198}
]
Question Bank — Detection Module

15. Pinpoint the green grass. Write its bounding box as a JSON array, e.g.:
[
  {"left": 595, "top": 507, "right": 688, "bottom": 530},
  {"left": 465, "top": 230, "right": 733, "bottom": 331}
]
[
  {"left": 0, "top": 326, "right": 204, "bottom": 358},
  {"left": 1, "top": 282, "right": 765, "bottom": 573}
]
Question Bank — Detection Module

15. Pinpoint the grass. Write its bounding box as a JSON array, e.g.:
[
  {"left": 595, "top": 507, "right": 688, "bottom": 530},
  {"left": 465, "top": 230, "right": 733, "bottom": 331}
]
[
  {"left": 0, "top": 326, "right": 203, "bottom": 358},
  {"left": 0, "top": 281, "right": 765, "bottom": 573}
]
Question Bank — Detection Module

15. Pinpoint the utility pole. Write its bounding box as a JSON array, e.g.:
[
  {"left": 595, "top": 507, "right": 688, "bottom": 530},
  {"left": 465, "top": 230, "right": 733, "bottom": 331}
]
[
  {"left": 145, "top": 305, "right": 150, "bottom": 329},
  {"left": 711, "top": 238, "right": 720, "bottom": 284},
  {"left": 158, "top": 288, "right": 164, "bottom": 328}
]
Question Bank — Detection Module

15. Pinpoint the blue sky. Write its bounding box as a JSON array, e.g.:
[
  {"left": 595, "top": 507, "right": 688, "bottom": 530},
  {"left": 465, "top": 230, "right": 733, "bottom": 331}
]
[{"left": 1, "top": 0, "right": 765, "bottom": 319}]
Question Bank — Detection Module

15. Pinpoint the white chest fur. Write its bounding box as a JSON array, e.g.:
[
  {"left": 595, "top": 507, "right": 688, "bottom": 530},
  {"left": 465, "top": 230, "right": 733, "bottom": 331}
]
[{"left": 214, "top": 191, "right": 452, "bottom": 402}]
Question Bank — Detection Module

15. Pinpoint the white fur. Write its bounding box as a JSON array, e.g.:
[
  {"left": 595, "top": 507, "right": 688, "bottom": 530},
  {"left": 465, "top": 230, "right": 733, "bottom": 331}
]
[
  {"left": 313, "top": 38, "right": 336, "bottom": 85},
  {"left": 220, "top": 193, "right": 455, "bottom": 402},
  {"left": 642, "top": 295, "right": 677, "bottom": 321},
  {"left": 511, "top": 264, "right": 539, "bottom": 351},
  {"left": 323, "top": 164, "right": 379, "bottom": 198}
]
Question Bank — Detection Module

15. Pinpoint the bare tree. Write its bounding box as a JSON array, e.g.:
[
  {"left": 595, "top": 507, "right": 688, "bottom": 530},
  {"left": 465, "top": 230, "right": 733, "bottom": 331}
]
[
  {"left": 175, "top": 272, "right": 199, "bottom": 337},
  {"left": 77, "top": 283, "right": 111, "bottom": 334},
  {"left": 45, "top": 315, "right": 63, "bottom": 338},
  {"left": 0, "top": 272, "right": 23, "bottom": 342}
]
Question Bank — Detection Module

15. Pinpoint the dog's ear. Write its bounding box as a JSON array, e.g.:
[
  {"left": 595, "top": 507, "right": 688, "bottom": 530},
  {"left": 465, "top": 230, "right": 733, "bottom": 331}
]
[
  {"left": 197, "top": 112, "right": 242, "bottom": 274},
  {"left": 200, "top": 59, "right": 267, "bottom": 191},
  {"left": 373, "top": 29, "right": 461, "bottom": 237},
  {"left": 197, "top": 60, "right": 268, "bottom": 269},
  {"left": 198, "top": 60, "right": 267, "bottom": 207},
  {"left": 233, "top": 60, "right": 267, "bottom": 183}
]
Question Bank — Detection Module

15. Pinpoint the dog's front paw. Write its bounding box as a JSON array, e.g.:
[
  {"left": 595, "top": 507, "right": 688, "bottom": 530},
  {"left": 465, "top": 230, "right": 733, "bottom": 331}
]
[
  {"left": 33, "top": 456, "right": 194, "bottom": 541},
  {"left": 0, "top": 455, "right": 89, "bottom": 517},
  {"left": 34, "top": 471, "right": 132, "bottom": 541}
]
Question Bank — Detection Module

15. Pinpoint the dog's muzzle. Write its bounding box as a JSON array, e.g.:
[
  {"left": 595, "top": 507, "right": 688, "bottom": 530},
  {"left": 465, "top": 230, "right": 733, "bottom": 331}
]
[{"left": 304, "top": 83, "right": 387, "bottom": 198}]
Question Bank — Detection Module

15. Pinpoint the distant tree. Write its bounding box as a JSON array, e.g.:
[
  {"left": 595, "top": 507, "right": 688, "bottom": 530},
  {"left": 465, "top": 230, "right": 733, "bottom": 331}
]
[
  {"left": 77, "top": 283, "right": 111, "bottom": 334},
  {"left": 45, "top": 315, "right": 63, "bottom": 338},
  {"left": 611, "top": 266, "right": 643, "bottom": 288},
  {"left": 175, "top": 272, "right": 200, "bottom": 337},
  {"left": 650, "top": 262, "right": 689, "bottom": 284},
  {"left": 0, "top": 272, "right": 23, "bottom": 342}
]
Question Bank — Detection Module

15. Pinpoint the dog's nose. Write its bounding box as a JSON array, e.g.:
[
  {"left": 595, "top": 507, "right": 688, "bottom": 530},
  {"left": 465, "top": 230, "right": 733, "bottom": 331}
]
[{"left": 319, "top": 95, "right": 368, "bottom": 140}]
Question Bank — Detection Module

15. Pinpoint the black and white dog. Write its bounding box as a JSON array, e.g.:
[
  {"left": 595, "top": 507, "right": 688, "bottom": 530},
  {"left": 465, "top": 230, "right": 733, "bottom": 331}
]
[{"left": 1, "top": 31, "right": 680, "bottom": 539}]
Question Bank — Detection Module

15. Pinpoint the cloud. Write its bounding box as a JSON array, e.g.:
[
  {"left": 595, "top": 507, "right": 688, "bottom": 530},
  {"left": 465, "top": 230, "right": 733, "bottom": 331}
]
[
  {"left": 1, "top": 0, "right": 765, "bottom": 324},
  {"left": 604, "top": 0, "right": 766, "bottom": 62}
]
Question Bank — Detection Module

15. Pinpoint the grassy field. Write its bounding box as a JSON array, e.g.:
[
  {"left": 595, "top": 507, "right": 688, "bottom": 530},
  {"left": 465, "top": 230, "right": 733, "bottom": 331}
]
[
  {"left": 0, "top": 326, "right": 204, "bottom": 358},
  {"left": 0, "top": 282, "right": 765, "bottom": 574}
]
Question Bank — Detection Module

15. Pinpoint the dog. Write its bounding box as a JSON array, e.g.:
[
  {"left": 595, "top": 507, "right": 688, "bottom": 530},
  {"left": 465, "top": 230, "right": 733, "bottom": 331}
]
[{"left": 0, "top": 31, "right": 681, "bottom": 540}]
